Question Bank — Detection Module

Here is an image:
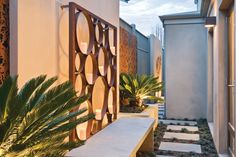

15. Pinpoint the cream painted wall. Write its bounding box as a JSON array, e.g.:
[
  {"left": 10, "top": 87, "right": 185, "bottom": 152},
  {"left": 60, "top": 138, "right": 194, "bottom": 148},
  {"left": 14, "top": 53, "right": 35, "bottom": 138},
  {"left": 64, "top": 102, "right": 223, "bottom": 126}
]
[
  {"left": 149, "top": 34, "right": 162, "bottom": 96},
  {"left": 10, "top": 0, "right": 120, "bottom": 113},
  {"left": 10, "top": 0, "right": 119, "bottom": 86},
  {"left": 10, "top": 0, "right": 58, "bottom": 85},
  {"left": 164, "top": 18, "right": 208, "bottom": 119},
  {"left": 149, "top": 34, "right": 162, "bottom": 77}
]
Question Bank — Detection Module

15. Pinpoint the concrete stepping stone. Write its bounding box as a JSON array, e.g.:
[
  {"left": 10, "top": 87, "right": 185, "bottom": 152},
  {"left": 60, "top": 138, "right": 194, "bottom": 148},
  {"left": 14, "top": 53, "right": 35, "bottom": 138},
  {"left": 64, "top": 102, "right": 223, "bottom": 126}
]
[
  {"left": 159, "top": 120, "right": 197, "bottom": 126},
  {"left": 167, "top": 125, "right": 199, "bottom": 132},
  {"left": 159, "top": 142, "right": 202, "bottom": 153},
  {"left": 164, "top": 132, "right": 200, "bottom": 141}
]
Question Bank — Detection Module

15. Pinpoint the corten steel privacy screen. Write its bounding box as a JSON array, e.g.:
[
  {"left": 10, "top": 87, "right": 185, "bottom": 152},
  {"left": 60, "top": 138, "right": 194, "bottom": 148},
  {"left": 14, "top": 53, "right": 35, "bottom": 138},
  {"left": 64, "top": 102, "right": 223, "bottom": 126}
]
[
  {"left": 0, "top": 0, "right": 9, "bottom": 85},
  {"left": 67, "top": 2, "right": 118, "bottom": 141}
]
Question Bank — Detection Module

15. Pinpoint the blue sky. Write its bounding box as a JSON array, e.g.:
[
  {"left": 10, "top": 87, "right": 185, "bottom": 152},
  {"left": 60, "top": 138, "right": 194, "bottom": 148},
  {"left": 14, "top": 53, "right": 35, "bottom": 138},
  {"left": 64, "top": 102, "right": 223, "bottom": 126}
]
[{"left": 120, "top": 0, "right": 197, "bottom": 36}]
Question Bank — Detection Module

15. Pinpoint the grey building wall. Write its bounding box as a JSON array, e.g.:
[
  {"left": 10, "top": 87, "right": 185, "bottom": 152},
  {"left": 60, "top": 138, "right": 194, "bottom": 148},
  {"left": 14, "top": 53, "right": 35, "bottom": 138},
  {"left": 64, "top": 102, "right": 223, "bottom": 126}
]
[
  {"left": 136, "top": 30, "right": 150, "bottom": 75},
  {"left": 164, "top": 18, "right": 208, "bottom": 119}
]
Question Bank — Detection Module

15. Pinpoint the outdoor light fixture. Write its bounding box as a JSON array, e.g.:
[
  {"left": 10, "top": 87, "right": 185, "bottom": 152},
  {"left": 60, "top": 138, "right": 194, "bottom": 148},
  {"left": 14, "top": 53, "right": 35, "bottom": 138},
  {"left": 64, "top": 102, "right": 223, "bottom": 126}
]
[{"left": 205, "top": 17, "right": 216, "bottom": 28}]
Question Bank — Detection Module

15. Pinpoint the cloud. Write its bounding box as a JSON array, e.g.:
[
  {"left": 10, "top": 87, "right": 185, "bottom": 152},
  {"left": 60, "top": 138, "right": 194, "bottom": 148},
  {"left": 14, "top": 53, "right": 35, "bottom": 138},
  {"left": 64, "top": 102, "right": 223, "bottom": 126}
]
[{"left": 120, "top": 0, "right": 197, "bottom": 35}]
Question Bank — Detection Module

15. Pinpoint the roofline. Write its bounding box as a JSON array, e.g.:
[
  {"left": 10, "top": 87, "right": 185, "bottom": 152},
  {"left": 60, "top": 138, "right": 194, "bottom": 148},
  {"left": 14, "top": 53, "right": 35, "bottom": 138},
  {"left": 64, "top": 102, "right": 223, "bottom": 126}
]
[
  {"left": 120, "top": 18, "right": 132, "bottom": 27},
  {"left": 159, "top": 0, "right": 211, "bottom": 22},
  {"left": 119, "top": 18, "right": 149, "bottom": 39},
  {"left": 160, "top": 12, "right": 201, "bottom": 22},
  {"left": 135, "top": 28, "right": 149, "bottom": 39},
  {"left": 200, "top": 0, "right": 211, "bottom": 16}
]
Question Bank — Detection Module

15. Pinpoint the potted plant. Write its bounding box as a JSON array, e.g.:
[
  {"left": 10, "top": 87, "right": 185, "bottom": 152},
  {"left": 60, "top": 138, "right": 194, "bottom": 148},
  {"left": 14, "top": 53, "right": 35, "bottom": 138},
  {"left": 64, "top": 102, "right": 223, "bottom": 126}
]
[{"left": 0, "top": 75, "right": 94, "bottom": 157}]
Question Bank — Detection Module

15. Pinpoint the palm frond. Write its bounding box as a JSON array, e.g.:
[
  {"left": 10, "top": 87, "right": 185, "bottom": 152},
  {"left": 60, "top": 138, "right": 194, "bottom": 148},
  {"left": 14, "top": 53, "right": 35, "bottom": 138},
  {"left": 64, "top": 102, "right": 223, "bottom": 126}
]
[{"left": 0, "top": 75, "right": 93, "bottom": 157}]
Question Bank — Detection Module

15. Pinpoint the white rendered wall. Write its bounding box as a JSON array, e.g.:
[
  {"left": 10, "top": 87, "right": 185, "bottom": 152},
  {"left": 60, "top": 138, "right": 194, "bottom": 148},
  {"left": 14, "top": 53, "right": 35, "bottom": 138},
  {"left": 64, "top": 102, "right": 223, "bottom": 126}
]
[{"left": 164, "top": 18, "right": 208, "bottom": 119}]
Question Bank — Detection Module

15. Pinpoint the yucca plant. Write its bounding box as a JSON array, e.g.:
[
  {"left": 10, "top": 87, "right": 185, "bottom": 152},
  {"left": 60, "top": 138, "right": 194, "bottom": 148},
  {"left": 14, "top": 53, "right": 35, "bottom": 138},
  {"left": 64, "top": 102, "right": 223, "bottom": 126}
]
[
  {"left": 120, "top": 73, "right": 164, "bottom": 106},
  {"left": 0, "top": 75, "right": 94, "bottom": 157}
]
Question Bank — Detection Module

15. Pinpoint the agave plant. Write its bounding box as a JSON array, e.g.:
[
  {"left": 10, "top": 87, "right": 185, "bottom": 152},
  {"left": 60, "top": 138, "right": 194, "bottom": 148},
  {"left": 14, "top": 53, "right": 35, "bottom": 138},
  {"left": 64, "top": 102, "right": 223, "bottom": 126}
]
[
  {"left": 120, "top": 73, "right": 164, "bottom": 106},
  {"left": 0, "top": 75, "right": 94, "bottom": 157}
]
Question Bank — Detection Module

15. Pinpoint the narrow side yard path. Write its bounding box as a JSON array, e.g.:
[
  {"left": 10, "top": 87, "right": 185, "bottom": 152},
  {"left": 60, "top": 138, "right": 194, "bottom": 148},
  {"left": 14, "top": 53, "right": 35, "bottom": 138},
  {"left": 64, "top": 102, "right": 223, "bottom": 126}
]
[
  {"left": 138, "top": 119, "right": 218, "bottom": 157},
  {"left": 155, "top": 119, "right": 218, "bottom": 157},
  {"left": 158, "top": 120, "right": 201, "bottom": 156}
]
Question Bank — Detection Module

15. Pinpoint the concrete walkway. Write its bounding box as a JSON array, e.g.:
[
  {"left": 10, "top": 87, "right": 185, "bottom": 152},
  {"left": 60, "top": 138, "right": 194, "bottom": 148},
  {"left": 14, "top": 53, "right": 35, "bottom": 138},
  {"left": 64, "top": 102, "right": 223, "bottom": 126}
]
[{"left": 157, "top": 120, "right": 202, "bottom": 156}]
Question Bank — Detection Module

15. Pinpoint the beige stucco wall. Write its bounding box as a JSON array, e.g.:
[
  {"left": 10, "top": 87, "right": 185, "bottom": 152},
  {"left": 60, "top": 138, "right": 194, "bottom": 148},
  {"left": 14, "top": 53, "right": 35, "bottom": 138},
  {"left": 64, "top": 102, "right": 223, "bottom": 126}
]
[
  {"left": 10, "top": 0, "right": 120, "bottom": 108},
  {"left": 149, "top": 34, "right": 162, "bottom": 78},
  {"left": 164, "top": 18, "right": 208, "bottom": 119},
  {"left": 10, "top": 0, "right": 119, "bottom": 84},
  {"left": 149, "top": 34, "right": 162, "bottom": 96},
  {"left": 10, "top": 0, "right": 59, "bottom": 83}
]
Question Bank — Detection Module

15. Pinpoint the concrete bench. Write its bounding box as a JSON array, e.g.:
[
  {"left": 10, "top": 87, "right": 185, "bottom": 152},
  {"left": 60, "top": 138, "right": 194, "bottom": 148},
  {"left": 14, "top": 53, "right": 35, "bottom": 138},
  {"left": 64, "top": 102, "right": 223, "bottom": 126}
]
[
  {"left": 118, "top": 104, "right": 159, "bottom": 129},
  {"left": 66, "top": 117, "right": 155, "bottom": 157}
]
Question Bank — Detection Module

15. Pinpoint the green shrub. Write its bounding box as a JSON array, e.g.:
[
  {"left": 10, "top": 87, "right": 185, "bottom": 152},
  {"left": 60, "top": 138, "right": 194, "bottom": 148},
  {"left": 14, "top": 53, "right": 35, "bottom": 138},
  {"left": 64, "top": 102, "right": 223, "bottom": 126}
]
[
  {"left": 181, "top": 128, "right": 189, "bottom": 133},
  {"left": 0, "top": 75, "right": 94, "bottom": 157},
  {"left": 120, "top": 73, "right": 164, "bottom": 106}
]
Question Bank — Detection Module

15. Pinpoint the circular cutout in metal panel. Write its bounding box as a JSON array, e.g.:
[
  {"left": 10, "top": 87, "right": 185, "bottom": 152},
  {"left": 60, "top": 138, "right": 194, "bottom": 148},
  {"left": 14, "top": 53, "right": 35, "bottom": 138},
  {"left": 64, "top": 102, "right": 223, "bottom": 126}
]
[
  {"left": 75, "top": 74, "right": 86, "bottom": 97},
  {"left": 98, "top": 47, "right": 109, "bottom": 76},
  {"left": 92, "top": 77, "right": 108, "bottom": 120},
  {"left": 108, "top": 87, "right": 116, "bottom": 114},
  {"left": 95, "top": 20, "right": 103, "bottom": 44},
  {"left": 75, "top": 53, "right": 85, "bottom": 73},
  {"left": 85, "top": 54, "right": 98, "bottom": 85},
  {"left": 76, "top": 11, "right": 94, "bottom": 55},
  {"left": 76, "top": 101, "right": 93, "bottom": 140},
  {"left": 102, "top": 24, "right": 109, "bottom": 48},
  {"left": 108, "top": 28, "right": 116, "bottom": 56},
  {"left": 107, "top": 65, "right": 115, "bottom": 87}
]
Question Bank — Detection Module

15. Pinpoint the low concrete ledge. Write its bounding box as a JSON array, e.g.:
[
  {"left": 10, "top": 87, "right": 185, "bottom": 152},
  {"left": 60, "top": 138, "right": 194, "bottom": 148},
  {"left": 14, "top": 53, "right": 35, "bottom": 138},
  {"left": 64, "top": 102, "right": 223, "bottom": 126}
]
[
  {"left": 144, "top": 104, "right": 159, "bottom": 128},
  {"left": 66, "top": 117, "right": 155, "bottom": 157},
  {"left": 118, "top": 104, "right": 159, "bottom": 129}
]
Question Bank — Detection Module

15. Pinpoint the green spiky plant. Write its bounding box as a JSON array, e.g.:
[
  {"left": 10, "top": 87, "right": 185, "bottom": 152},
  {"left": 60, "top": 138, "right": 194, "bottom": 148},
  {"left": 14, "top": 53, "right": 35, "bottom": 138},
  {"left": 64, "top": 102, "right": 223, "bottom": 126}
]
[
  {"left": 0, "top": 75, "right": 94, "bottom": 157},
  {"left": 120, "top": 73, "right": 164, "bottom": 107}
]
